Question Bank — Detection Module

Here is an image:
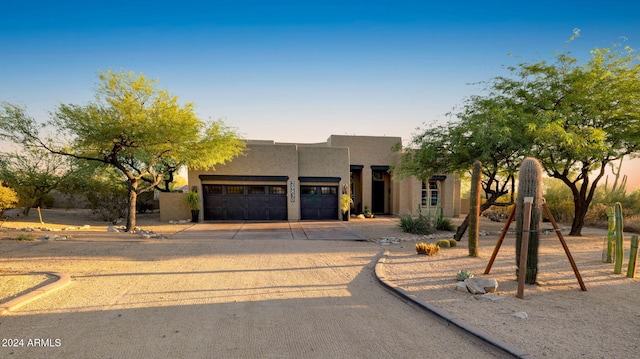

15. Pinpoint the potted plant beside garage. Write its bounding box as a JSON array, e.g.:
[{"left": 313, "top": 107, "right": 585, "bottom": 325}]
[
  {"left": 185, "top": 190, "right": 200, "bottom": 223},
  {"left": 341, "top": 193, "right": 352, "bottom": 221}
]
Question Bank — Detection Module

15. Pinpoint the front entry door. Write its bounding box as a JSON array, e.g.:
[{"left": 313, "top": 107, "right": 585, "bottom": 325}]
[{"left": 372, "top": 181, "right": 385, "bottom": 214}]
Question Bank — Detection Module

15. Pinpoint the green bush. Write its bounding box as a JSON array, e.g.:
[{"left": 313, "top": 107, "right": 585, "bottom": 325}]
[
  {"left": 398, "top": 212, "right": 434, "bottom": 235},
  {"left": 544, "top": 178, "right": 575, "bottom": 223},
  {"left": 15, "top": 234, "right": 35, "bottom": 241},
  {"left": 434, "top": 216, "right": 454, "bottom": 231},
  {"left": 448, "top": 239, "right": 457, "bottom": 247}
]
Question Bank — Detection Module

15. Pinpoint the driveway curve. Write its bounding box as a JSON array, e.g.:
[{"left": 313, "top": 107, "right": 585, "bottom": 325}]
[{"left": 1, "top": 226, "right": 505, "bottom": 358}]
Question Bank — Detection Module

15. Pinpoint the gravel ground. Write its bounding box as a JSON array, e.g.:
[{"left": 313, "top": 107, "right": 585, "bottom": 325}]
[{"left": 346, "top": 216, "right": 640, "bottom": 359}]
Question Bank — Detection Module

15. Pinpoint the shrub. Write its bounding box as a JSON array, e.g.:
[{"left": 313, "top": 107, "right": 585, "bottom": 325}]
[
  {"left": 436, "top": 239, "right": 451, "bottom": 248},
  {"left": 85, "top": 179, "right": 128, "bottom": 224},
  {"left": 398, "top": 212, "right": 434, "bottom": 235},
  {"left": 15, "top": 234, "right": 35, "bottom": 241},
  {"left": 456, "top": 270, "right": 474, "bottom": 281},
  {"left": 434, "top": 216, "right": 454, "bottom": 231},
  {"left": 0, "top": 181, "right": 19, "bottom": 217},
  {"left": 543, "top": 178, "right": 575, "bottom": 222},
  {"left": 448, "top": 239, "right": 457, "bottom": 247}
]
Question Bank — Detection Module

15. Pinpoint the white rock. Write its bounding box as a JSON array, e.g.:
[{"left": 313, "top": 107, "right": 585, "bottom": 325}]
[
  {"left": 456, "top": 282, "right": 469, "bottom": 292},
  {"left": 510, "top": 312, "right": 528, "bottom": 319}
]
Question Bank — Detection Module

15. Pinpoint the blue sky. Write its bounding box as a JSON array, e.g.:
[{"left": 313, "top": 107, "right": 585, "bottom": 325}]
[{"left": 2, "top": 1, "right": 639, "bottom": 144}]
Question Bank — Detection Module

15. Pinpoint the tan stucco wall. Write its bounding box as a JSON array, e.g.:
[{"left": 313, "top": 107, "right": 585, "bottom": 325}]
[
  {"left": 327, "top": 135, "right": 401, "bottom": 214},
  {"left": 327, "top": 135, "right": 401, "bottom": 166},
  {"left": 171, "top": 135, "right": 461, "bottom": 222},
  {"left": 189, "top": 143, "right": 300, "bottom": 221},
  {"left": 159, "top": 192, "right": 190, "bottom": 222}
]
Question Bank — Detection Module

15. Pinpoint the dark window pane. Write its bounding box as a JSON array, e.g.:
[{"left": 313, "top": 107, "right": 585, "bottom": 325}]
[
  {"left": 204, "top": 185, "right": 222, "bottom": 194},
  {"left": 321, "top": 186, "right": 336, "bottom": 195},
  {"left": 248, "top": 186, "right": 265, "bottom": 194},
  {"left": 301, "top": 186, "right": 316, "bottom": 195},
  {"left": 227, "top": 186, "right": 244, "bottom": 195},
  {"left": 269, "top": 186, "right": 286, "bottom": 195}
]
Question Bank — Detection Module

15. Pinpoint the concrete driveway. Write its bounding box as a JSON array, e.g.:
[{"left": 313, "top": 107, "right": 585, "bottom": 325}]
[
  {"left": 171, "top": 221, "right": 368, "bottom": 241},
  {"left": 0, "top": 222, "right": 506, "bottom": 359}
]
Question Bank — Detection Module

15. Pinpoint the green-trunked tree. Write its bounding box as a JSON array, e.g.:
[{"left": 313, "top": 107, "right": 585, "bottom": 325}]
[{"left": 0, "top": 70, "right": 245, "bottom": 231}]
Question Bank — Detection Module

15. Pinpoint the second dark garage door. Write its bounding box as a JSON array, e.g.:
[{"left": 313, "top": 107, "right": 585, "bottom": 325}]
[
  {"left": 203, "top": 184, "right": 287, "bottom": 220},
  {"left": 300, "top": 186, "right": 338, "bottom": 220}
]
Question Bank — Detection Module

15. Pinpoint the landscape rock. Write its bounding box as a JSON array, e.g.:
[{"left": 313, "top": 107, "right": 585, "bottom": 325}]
[
  {"left": 481, "top": 293, "right": 504, "bottom": 301},
  {"left": 464, "top": 277, "right": 498, "bottom": 294},
  {"left": 456, "top": 281, "right": 469, "bottom": 292},
  {"left": 510, "top": 312, "right": 528, "bottom": 319}
]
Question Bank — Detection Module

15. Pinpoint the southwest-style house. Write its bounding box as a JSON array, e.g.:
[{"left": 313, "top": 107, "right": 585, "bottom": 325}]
[{"left": 159, "top": 135, "right": 461, "bottom": 222}]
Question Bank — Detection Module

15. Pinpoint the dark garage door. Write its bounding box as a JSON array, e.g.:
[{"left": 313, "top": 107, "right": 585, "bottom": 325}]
[
  {"left": 300, "top": 186, "right": 338, "bottom": 220},
  {"left": 203, "top": 184, "right": 287, "bottom": 220}
]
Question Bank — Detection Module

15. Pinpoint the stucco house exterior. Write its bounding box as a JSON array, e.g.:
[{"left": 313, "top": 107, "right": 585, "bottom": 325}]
[{"left": 159, "top": 135, "right": 460, "bottom": 222}]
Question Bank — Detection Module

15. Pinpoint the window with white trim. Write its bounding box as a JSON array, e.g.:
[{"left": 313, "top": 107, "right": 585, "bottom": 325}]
[{"left": 421, "top": 181, "right": 439, "bottom": 207}]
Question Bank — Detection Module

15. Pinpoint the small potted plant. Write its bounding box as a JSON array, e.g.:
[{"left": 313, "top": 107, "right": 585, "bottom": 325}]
[
  {"left": 363, "top": 205, "right": 373, "bottom": 218},
  {"left": 185, "top": 190, "right": 200, "bottom": 223},
  {"left": 340, "top": 193, "right": 352, "bottom": 221}
]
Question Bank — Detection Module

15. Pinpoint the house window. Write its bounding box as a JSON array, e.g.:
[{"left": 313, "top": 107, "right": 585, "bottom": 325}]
[
  {"left": 321, "top": 186, "right": 337, "bottom": 195},
  {"left": 248, "top": 186, "right": 265, "bottom": 194},
  {"left": 204, "top": 185, "right": 222, "bottom": 194},
  {"left": 301, "top": 186, "right": 316, "bottom": 195},
  {"left": 227, "top": 186, "right": 244, "bottom": 195},
  {"left": 422, "top": 181, "right": 439, "bottom": 207},
  {"left": 269, "top": 186, "right": 286, "bottom": 195}
]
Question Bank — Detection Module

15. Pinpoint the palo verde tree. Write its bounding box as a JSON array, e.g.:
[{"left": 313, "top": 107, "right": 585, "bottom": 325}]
[
  {"left": 0, "top": 70, "right": 245, "bottom": 231},
  {"left": 0, "top": 146, "right": 76, "bottom": 215},
  {"left": 394, "top": 91, "right": 530, "bottom": 241},
  {"left": 494, "top": 43, "right": 640, "bottom": 235}
]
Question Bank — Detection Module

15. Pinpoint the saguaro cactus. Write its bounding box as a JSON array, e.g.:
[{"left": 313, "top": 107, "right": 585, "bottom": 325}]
[
  {"left": 614, "top": 202, "right": 624, "bottom": 274},
  {"left": 515, "top": 157, "right": 544, "bottom": 284},
  {"left": 468, "top": 160, "right": 482, "bottom": 257}
]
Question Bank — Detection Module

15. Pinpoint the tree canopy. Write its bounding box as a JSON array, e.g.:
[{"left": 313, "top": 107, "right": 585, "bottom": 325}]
[
  {"left": 1, "top": 70, "right": 246, "bottom": 231},
  {"left": 397, "top": 43, "right": 640, "bottom": 236},
  {"left": 0, "top": 147, "right": 76, "bottom": 215},
  {"left": 498, "top": 45, "right": 640, "bottom": 235},
  {"left": 394, "top": 92, "right": 530, "bottom": 239}
]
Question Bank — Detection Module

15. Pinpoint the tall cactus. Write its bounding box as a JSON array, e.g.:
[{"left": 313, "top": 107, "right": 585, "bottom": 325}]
[
  {"left": 605, "top": 207, "right": 615, "bottom": 263},
  {"left": 515, "top": 157, "right": 543, "bottom": 284},
  {"left": 627, "top": 235, "right": 639, "bottom": 278},
  {"left": 614, "top": 202, "right": 624, "bottom": 274},
  {"left": 468, "top": 160, "right": 482, "bottom": 257}
]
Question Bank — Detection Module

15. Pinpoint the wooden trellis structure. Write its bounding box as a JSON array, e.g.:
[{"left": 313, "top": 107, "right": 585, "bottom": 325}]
[{"left": 484, "top": 198, "right": 587, "bottom": 299}]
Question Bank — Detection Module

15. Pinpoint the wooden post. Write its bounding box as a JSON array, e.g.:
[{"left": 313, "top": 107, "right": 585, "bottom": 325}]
[
  {"left": 484, "top": 205, "right": 516, "bottom": 274},
  {"left": 516, "top": 197, "right": 533, "bottom": 299},
  {"left": 541, "top": 200, "right": 587, "bottom": 291},
  {"left": 37, "top": 206, "right": 44, "bottom": 224}
]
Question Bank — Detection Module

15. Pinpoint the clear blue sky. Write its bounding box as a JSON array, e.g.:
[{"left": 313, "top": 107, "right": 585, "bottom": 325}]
[{"left": 2, "top": 1, "right": 639, "bottom": 144}]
